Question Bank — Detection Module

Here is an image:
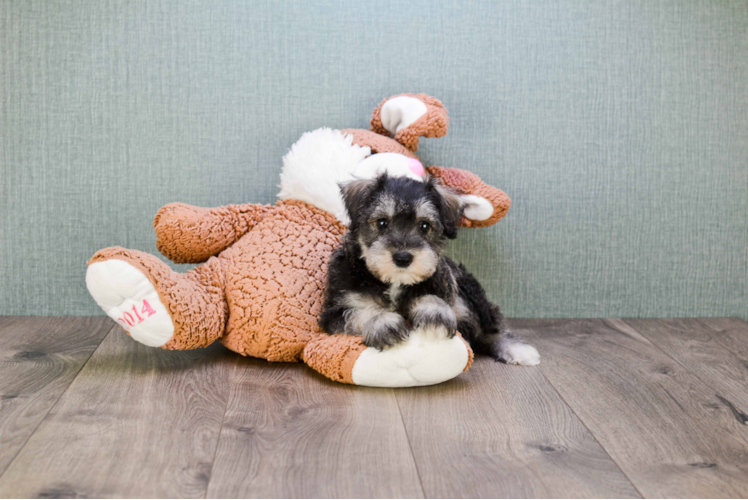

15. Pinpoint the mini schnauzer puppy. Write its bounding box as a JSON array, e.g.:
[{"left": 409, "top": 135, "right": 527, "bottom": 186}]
[{"left": 319, "top": 173, "right": 539, "bottom": 365}]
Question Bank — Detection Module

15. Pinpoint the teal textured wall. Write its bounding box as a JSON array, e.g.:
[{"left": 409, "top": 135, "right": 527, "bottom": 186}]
[{"left": 1, "top": 0, "right": 747, "bottom": 318}]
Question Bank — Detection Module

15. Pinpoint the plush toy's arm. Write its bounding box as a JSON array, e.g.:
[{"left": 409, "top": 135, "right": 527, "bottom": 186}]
[
  {"left": 303, "top": 331, "right": 473, "bottom": 387},
  {"left": 427, "top": 166, "right": 511, "bottom": 228},
  {"left": 154, "top": 202, "right": 272, "bottom": 263}
]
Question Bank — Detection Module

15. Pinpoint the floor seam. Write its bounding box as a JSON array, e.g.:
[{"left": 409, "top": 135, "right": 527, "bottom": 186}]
[
  {"left": 394, "top": 392, "right": 428, "bottom": 499},
  {"left": 525, "top": 320, "right": 647, "bottom": 499},
  {"left": 695, "top": 318, "right": 748, "bottom": 356},
  {"left": 203, "top": 353, "right": 240, "bottom": 500},
  {"left": 0, "top": 320, "right": 115, "bottom": 484},
  {"left": 619, "top": 318, "right": 748, "bottom": 418}
]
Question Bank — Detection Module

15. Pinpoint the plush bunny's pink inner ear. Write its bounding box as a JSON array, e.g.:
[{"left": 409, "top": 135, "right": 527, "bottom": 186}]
[
  {"left": 353, "top": 153, "right": 424, "bottom": 182},
  {"left": 408, "top": 158, "right": 425, "bottom": 177},
  {"left": 459, "top": 194, "right": 494, "bottom": 221}
]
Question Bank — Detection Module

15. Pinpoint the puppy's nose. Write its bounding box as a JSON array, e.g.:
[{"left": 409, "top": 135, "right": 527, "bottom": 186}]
[{"left": 392, "top": 252, "right": 413, "bottom": 268}]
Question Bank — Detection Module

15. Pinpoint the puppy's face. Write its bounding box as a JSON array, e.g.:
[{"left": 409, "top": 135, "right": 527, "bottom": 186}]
[{"left": 341, "top": 174, "right": 463, "bottom": 286}]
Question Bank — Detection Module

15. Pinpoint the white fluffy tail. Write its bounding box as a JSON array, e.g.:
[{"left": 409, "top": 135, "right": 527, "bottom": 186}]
[
  {"left": 495, "top": 334, "right": 541, "bottom": 366},
  {"left": 278, "top": 128, "right": 370, "bottom": 224}
]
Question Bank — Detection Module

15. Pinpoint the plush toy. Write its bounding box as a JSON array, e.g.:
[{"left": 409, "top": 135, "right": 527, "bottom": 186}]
[{"left": 86, "top": 94, "right": 511, "bottom": 387}]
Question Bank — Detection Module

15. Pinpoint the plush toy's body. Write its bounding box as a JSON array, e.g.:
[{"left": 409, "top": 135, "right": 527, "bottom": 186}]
[{"left": 86, "top": 94, "right": 512, "bottom": 387}]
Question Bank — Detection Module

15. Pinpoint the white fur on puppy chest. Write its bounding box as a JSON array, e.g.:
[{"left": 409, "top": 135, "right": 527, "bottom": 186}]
[{"left": 86, "top": 260, "right": 174, "bottom": 347}]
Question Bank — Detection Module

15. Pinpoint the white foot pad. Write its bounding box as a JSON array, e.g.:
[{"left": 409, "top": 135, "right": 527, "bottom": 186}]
[
  {"left": 351, "top": 329, "right": 470, "bottom": 388},
  {"left": 86, "top": 260, "right": 174, "bottom": 347},
  {"left": 504, "top": 343, "right": 541, "bottom": 366}
]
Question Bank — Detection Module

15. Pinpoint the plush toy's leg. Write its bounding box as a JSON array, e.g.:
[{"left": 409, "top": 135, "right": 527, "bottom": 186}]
[
  {"left": 303, "top": 330, "right": 473, "bottom": 387},
  {"left": 86, "top": 247, "right": 228, "bottom": 350}
]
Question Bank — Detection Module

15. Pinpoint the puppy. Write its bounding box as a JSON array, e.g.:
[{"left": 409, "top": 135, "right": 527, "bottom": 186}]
[{"left": 319, "top": 173, "right": 540, "bottom": 365}]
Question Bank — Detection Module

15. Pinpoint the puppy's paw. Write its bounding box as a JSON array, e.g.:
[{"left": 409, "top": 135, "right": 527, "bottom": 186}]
[
  {"left": 415, "top": 315, "right": 457, "bottom": 339},
  {"left": 410, "top": 296, "right": 457, "bottom": 338},
  {"left": 363, "top": 312, "right": 409, "bottom": 350}
]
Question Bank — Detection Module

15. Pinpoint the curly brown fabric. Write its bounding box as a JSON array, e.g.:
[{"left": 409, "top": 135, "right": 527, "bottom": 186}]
[
  {"left": 427, "top": 166, "right": 512, "bottom": 227},
  {"left": 303, "top": 334, "right": 368, "bottom": 384},
  {"left": 458, "top": 333, "right": 474, "bottom": 371},
  {"left": 216, "top": 200, "right": 346, "bottom": 362},
  {"left": 154, "top": 202, "right": 272, "bottom": 264},
  {"left": 370, "top": 93, "right": 450, "bottom": 152}
]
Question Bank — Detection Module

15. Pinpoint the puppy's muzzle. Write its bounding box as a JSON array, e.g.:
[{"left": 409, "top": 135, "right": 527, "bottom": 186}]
[{"left": 392, "top": 252, "right": 413, "bottom": 268}]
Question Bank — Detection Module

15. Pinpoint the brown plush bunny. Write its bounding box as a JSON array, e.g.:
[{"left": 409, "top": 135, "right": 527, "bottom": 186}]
[{"left": 86, "top": 94, "right": 511, "bottom": 387}]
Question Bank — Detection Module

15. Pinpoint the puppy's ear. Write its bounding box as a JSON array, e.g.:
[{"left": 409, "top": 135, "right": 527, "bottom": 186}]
[
  {"left": 339, "top": 173, "right": 387, "bottom": 222},
  {"left": 428, "top": 177, "right": 464, "bottom": 239}
]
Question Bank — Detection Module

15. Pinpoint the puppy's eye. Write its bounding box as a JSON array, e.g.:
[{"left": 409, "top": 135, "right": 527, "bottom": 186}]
[
  {"left": 419, "top": 221, "right": 431, "bottom": 234},
  {"left": 376, "top": 218, "right": 389, "bottom": 230}
]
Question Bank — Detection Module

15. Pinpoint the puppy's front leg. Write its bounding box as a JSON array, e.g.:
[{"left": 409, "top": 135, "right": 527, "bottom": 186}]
[
  {"left": 408, "top": 295, "right": 457, "bottom": 339},
  {"left": 327, "top": 293, "right": 408, "bottom": 350}
]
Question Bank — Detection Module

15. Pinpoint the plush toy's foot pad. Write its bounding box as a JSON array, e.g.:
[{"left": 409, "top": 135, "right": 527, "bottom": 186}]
[
  {"left": 86, "top": 259, "right": 174, "bottom": 347},
  {"left": 351, "top": 330, "right": 472, "bottom": 388}
]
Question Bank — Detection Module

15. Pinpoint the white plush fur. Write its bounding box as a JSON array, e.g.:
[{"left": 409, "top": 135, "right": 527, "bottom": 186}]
[
  {"left": 380, "top": 96, "right": 428, "bottom": 134},
  {"left": 460, "top": 194, "right": 495, "bottom": 221},
  {"left": 278, "top": 128, "right": 370, "bottom": 224},
  {"left": 351, "top": 329, "right": 470, "bottom": 387},
  {"left": 86, "top": 260, "right": 174, "bottom": 347}
]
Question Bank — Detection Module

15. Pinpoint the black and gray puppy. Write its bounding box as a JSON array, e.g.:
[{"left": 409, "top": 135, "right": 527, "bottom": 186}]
[{"left": 319, "top": 173, "right": 539, "bottom": 365}]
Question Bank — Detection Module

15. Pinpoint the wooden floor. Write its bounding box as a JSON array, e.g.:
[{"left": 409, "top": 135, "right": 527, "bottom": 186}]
[{"left": 1, "top": 318, "right": 748, "bottom": 498}]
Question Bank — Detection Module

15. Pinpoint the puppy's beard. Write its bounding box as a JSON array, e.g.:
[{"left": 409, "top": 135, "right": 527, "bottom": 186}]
[{"left": 360, "top": 238, "right": 438, "bottom": 286}]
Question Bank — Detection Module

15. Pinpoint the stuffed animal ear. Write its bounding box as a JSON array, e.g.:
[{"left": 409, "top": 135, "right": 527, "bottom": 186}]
[
  {"left": 426, "top": 177, "right": 464, "bottom": 240},
  {"left": 459, "top": 194, "right": 496, "bottom": 221},
  {"left": 371, "top": 94, "right": 449, "bottom": 152},
  {"left": 339, "top": 174, "right": 387, "bottom": 223},
  {"left": 426, "top": 166, "right": 511, "bottom": 228}
]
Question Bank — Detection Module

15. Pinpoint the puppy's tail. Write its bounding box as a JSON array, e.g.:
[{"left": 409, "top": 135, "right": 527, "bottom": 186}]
[{"left": 493, "top": 328, "right": 541, "bottom": 367}]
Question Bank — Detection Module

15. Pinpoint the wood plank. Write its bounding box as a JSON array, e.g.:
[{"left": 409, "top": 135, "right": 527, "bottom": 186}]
[
  {"left": 206, "top": 358, "right": 424, "bottom": 499},
  {"left": 696, "top": 318, "right": 748, "bottom": 363},
  {"left": 623, "top": 318, "right": 748, "bottom": 416},
  {"left": 0, "top": 316, "right": 112, "bottom": 477},
  {"left": 0, "top": 323, "right": 237, "bottom": 499},
  {"left": 396, "top": 356, "right": 641, "bottom": 498},
  {"left": 517, "top": 318, "right": 748, "bottom": 498}
]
